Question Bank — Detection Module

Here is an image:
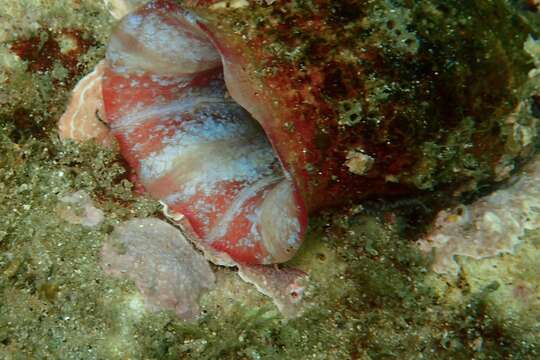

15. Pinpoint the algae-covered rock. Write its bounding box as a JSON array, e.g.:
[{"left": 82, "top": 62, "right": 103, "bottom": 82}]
[{"left": 191, "top": 0, "right": 540, "bottom": 202}]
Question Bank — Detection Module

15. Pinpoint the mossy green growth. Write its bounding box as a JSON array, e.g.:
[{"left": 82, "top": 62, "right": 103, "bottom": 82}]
[
  {"left": 369, "top": 0, "right": 540, "bottom": 190},
  {"left": 411, "top": 117, "right": 489, "bottom": 190},
  {"left": 0, "top": 114, "right": 538, "bottom": 358},
  {"left": 94, "top": 210, "right": 537, "bottom": 359},
  {"left": 0, "top": 121, "right": 160, "bottom": 358}
]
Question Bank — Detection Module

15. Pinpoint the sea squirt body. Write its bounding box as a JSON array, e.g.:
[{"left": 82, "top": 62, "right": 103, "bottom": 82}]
[
  {"left": 99, "top": 0, "right": 540, "bottom": 265},
  {"left": 102, "top": 0, "right": 307, "bottom": 264}
]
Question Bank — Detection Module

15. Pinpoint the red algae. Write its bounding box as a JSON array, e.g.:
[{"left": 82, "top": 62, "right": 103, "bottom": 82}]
[{"left": 10, "top": 28, "right": 97, "bottom": 85}]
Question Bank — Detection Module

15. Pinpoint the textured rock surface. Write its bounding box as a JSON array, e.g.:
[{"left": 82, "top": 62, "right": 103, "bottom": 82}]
[
  {"left": 187, "top": 0, "right": 539, "bottom": 205},
  {"left": 100, "top": 218, "right": 215, "bottom": 320}
]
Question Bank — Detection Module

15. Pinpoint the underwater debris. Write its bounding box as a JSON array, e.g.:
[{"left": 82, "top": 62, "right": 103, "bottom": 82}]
[
  {"left": 345, "top": 148, "right": 374, "bottom": 175},
  {"left": 56, "top": 190, "right": 105, "bottom": 227},
  {"left": 418, "top": 154, "right": 540, "bottom": 275},
  {"left": 100, "top": 218, "right": 215, "bottom": 320}
]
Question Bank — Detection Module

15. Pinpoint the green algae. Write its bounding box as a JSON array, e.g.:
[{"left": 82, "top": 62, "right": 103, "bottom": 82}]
[
  {"left": 0, "top": 0, "right": 539, "bottom": 359},
  {"left": 0, "top": 124, "right": 160, "bottom": 358}
]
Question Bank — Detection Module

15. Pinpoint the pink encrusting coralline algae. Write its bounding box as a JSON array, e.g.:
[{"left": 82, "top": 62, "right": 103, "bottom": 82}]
[
  {"left": 418, "top": 154, "right": 540, "bottom": 275},
  {"left": 100, "top": 218, "right": 215, "bottom": 320}
]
